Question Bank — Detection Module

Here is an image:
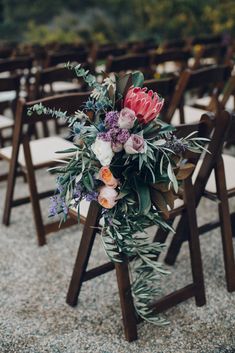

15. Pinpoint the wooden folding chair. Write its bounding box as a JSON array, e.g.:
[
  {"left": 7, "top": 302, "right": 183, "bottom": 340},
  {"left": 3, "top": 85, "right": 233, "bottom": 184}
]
[
  {"left": 90, "top": 44, "right": 127, "bottom": 65},
  {"left": 31, "top": 66, "right": 88, "bottom": 100},
  {"left": 192, "top": 44, "right": 228, "bottom": 70},
  {"left": 168, "top": 65, "right": 231, "bottom": 125},
  {"left": 0, "top": 92, "right": 90, "bottom": 246},
  {"left": 0, "top": 56, "right": 34, "bottom": 100},
  {"left": 162, "top": 38, "right": 188, "bottom": 51},
  {"left": 190, "top": 34, "right": 223, "bottom": 47},
  {"left": 30, "top": 66, "right": 90, "bottom": 136},
  {"left": 105, "top": 53, "right": 153, "bottom": 78},
  {"left": 0, "top": 46, "right": 13, "bottom": 59},
  {"left": 131, "top": 39, "right": 158, "bottom": 53},
  {"left": 149, "top": 48, "right": 192, "bottom": 75},
  {"left": 45, "top": 50, "right": 89, "bottom": 68},
  {"left": 66, "top": 116, "right": 213, "bottom": 341},
  {"left": 193, "top": 74, "right": 235, "bottom": 113},
  {"left": 155, "top": 110, "right": 235, "bottom": 293},
  {"left": 0, "top": 56, "right": 33, "bottom": 74},
  {"left": 0, "top": 74, "right": 21, "bottom": 146},
  {"left": 0, "top": 74, "right": 21, "bottom": 182}
]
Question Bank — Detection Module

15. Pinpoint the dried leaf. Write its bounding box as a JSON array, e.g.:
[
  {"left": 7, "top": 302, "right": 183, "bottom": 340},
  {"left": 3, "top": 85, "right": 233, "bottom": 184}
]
[
  {"left": 151, "top": 182, "right": 169, "bottom": 192},
  {"left": 176, "top": 163, "right": 195, "bottom": 180},
  {"left": 163, "top": 190, "right": 175, "bottom": 210},
  {"left": 150, "top": 188, "right": 169, "bottom": 219}
]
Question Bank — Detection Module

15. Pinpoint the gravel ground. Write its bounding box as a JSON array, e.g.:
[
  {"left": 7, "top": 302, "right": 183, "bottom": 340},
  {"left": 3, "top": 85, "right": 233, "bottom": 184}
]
[{"left": 0, "top": 162, "right": 235, "bottom": 353}]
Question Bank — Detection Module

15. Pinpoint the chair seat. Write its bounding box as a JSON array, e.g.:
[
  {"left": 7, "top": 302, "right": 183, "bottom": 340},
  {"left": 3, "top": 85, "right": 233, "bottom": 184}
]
[
  {"left": 193, "top": 154, "right": 235, "bottom": 194},
  {"left": 70, "top": 201, "right": 105, "bottom": 226},
  {"left": 0, "top": 136, "right": 75, "bottom": 168},
  {"left": 195, "top": 95, "right": 234, "bottom": 110},
  {"left": 171, "top": 105, "right": 207, "bottom": 125},
  {"left": 71, "top": 197, "right": 184, "bottom": 226},
  {"left": 0, "top": 114, "right": 13, "bottom": 130},
  {"left": 0, "top": 91, "right": 16, "bottom": 102}
]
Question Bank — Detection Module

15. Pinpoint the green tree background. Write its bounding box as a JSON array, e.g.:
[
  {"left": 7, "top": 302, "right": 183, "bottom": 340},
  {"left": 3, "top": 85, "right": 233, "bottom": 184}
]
[{"left": 0, "top": 0, "right": 234, "bottom": 44}]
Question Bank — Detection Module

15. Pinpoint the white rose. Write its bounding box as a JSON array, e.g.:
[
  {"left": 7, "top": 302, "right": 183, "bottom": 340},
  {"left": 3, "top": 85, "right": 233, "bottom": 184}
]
[{"left": 91, "top": 138, "right": 114, "bottom": 166}]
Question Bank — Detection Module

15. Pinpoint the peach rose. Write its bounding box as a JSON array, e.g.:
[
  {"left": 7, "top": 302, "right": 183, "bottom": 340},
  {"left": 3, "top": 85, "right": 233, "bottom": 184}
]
[
  {"left": 98, "top": 186, "right": 118, "bottom": 209},
  {"left": 98, "top": 166, "right": 118, "bottom": 188}
]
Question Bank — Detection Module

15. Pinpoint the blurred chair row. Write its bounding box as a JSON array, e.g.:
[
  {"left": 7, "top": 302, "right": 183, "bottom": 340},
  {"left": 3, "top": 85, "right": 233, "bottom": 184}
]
[{"left": 1, "top": 38, "right": 235, "bottom": 340}]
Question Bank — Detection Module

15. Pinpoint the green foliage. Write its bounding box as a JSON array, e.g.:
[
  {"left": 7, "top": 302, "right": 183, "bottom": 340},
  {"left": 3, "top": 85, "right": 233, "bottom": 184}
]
[{"left": 0, "top": 0, "right": 234, "bottom": 43}]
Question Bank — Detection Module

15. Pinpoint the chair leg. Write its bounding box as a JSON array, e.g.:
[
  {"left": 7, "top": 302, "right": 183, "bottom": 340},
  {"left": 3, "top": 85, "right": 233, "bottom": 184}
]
[
  {"left": 115, "top": 260, "right": 138, "bottom": 342},
  {"left": 153, "top": 219, "right": 174, "bottom": 243},
  {"left": 2, "top": 156, "right": 19, "bottom": 226},
  {"left": 153, "top": 220, "right": 174, "bottom": 261},
  {"left": 164, "top": 214, "right": 189, "bottom": 265},
  {"left": 215, "top": 158, "right": 235, "bottom": 292},
  {"left": 184, "top": 178, "right": 206, "bottom": 306},
  {"left": 2, "top": 110, "right": 23, "bottom": 226},
  {"left": 23, "top": 140, "right": 46, "bottom": 246},
  {"left": 66, "top": 201, "right": 101, "bottom": 307}
]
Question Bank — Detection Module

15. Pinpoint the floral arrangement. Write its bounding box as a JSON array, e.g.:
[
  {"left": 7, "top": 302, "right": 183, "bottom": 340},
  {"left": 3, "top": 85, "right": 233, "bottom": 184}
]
[{"left": 28, "top": 64, "right": 206, "bottom": 324}]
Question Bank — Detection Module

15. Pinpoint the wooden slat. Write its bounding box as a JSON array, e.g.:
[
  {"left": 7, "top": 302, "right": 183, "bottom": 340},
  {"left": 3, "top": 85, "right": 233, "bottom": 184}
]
[{"left": 83, "top": 261, "right": 115, "bottom": 282}]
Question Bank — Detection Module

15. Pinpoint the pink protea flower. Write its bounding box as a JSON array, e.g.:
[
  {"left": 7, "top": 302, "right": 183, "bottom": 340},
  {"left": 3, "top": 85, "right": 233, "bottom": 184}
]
[{"left": 124, "top": 86, "right": 164, "bottom": 125}]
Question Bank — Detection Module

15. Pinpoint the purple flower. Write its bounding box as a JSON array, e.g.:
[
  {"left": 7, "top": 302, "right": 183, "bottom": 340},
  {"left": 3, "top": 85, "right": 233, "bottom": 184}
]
[
  {"left": 85, "top": 191, "right": 98, "bottom": 202},
  {"left": 49, "top": 194, "right": 68, "bottom": 217},
  {"left": 98, "top": 127, "right": 130, "bottom": 148},
  {"left": 56, "top": 178, "right": 64, "bottom": 193},
  {"left": 116, "top": 129, "right": 130, "bottom": 144},
  {"left": 97, "top": 132, "right": 112, "bottom": 142},
  {"left": 49, "top": 196, "right": 58, "bottom": 216},
  {"left": 73, "top": 182, "right": 83, "bottom": 199},
  {"left": 61, "top": 201, "right": 68, "bottom": 215},
  {"left": 104, "top": 111, "right": 119, "bottom": 128}
]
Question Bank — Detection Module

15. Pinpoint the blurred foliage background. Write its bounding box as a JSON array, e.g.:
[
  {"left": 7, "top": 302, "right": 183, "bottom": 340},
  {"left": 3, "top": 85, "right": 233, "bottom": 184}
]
[{"left": 0, "top": 0, "right": 235, "bottom": 44}]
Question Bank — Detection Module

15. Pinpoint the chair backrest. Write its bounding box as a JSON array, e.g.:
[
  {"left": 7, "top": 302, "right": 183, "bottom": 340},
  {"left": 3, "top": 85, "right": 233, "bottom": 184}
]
[
  {"left": 192, "top": 44, "right": 228, "bottom": 70},
  {"left": 193, "top": 110, "right": 232, "bottom": 205},
  {"left": 14, "top": 92, "right": 90, "bottom": 138},
  {"left": 32, "top": 66, "right": 82, "bottom": 100},
  {"left": 175, "top": 110, "right": 232, "bottom": 207},
  {"left": 0, "top": 46, "right": 13, "bottom": 59},
  {"left": 165, "top": 65, "right": 231, "bottom": 123},
  {"left": 149, "top": 49, "right": 191, "bottom": 68},
  {"left": 162, "top": 38, "right": 188, "bottom": 51},
  {"left": 105, "top": 53, "right": 151, "bottom": 75},
  {"left": 91, "top": 44, "right": 127, "bottom": 63},
  {"left": 0, "top": 56, "right": 33, "bottom": 73},
  {"left": 0, "top": 75, "right": 21, "bottom": 115},
  {"left": 131, "top": 40, "right": 158, "bottom": 53},
  {"left": 46, "top": 50, "right": 88, "bottom": 68},
  {"left": 191, "top": 34, "right": 222, "bottom": 46}
]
